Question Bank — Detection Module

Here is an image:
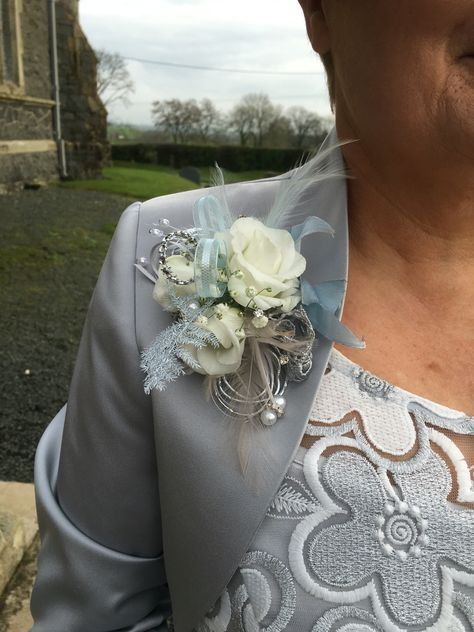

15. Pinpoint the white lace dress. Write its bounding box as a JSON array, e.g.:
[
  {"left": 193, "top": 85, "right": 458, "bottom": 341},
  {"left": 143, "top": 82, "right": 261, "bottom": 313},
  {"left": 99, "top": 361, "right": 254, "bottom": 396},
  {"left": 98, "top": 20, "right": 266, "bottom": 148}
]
[{"left": 195, "top": 347, "right": 474, "bottom": 632}]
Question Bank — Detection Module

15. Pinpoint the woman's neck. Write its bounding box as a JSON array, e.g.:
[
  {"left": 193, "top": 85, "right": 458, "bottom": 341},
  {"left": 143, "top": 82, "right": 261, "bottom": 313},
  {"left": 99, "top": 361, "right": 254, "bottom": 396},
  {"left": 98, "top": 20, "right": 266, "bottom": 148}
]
[
  {"left": 341, "top": 143, "right": 474, "bottom": 317},
  {"left": 332, "top": 151, "right": 474, "bottom": 414}
]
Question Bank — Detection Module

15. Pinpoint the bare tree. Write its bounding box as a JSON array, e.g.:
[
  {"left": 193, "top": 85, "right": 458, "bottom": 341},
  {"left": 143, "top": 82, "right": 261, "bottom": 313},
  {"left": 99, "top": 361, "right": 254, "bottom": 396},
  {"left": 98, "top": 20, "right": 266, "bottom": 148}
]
[
  {"left": 96, "top": 50, "right": 135, "bottom": 108},
  {"left": 229, "top": 93, "right": 282, "bottom": 147},
  {"left": 150, "top": 94, "right": 329, "bottom": 147},
  {"left": 266, "top": 115, "right": 292, "bottom": 149},
  {"left": 250, "top": 93, "right": 282, "bottom": 148},
  {"left": 178, "top": 100, "right": 201, "bottom": 142},
  {"left": 195, "top": 98, "right": 221, "bottom": 143},
  {"left": 151, "top": 99, "right": 201, "bottom": 143},
  {"left": 227, "top": 103, "right": 254, "bottom": 147},
  {"left": 286, "top": 106, "right": 324, "bottom": 149}
]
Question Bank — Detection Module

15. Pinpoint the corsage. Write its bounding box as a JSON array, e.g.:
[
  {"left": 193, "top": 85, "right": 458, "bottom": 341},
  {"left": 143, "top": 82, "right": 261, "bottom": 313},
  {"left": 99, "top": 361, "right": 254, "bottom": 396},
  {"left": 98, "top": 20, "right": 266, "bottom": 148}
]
[{"left": 135, "top": 144, "right": 364, "bottom": 433}]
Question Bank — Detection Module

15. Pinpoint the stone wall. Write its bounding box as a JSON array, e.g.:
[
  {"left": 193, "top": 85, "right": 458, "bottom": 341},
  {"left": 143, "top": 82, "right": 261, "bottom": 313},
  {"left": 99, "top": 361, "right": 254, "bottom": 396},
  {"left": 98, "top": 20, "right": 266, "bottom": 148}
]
[
  {"left": 0, "top": 152, "right": 58, "bottom": 193},
  {"left": 0, "top": 0, "right": 57, "bottom": 191},
  {"left": 20, "top": 0, "right": 53, "bottom": 99},
  {"left": 56, "top": 0, "right": 109, "bottom": 179},
  {"left": 0, "top": 0, "right": 108, "bottom": 191},
  {"left": 0, "top": 102, "right": 53, "bottom": 141}
]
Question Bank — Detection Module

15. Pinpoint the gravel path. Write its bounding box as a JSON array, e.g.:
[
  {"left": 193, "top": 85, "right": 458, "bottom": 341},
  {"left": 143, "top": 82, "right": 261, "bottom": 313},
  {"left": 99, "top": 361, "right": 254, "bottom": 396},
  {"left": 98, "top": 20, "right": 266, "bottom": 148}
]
[{"left": 0, "top": 188, "right": 136, "bottom": 482}]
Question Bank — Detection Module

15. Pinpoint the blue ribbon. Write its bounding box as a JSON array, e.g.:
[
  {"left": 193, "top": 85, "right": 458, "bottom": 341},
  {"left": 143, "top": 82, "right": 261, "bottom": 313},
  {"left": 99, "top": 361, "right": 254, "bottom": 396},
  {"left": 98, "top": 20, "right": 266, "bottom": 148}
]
[
  {"left": 193, "top": 194, "right": 232, "bottom": 237},
  {"left": 290, "top": 216, "right": 335, "bottom": 252},
  {"left": 191, "top": 195, "right": 231, "bottom": 297},
  {"left": 194, "top": 237, "right": 227, "bottom": 298},
  {"left": 301, "top": 279, "right": 366, "bottom": 349},
  {"left": 290, "top": 216, "right": 364, "bottom": 348}
]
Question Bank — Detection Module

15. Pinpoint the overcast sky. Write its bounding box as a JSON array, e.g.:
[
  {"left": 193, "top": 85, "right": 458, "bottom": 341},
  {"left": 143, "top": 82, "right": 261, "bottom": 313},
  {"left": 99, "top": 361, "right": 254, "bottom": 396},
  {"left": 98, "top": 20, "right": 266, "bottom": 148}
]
[{"left": 79, "top": 0, "right": 332, "bottom": 127}]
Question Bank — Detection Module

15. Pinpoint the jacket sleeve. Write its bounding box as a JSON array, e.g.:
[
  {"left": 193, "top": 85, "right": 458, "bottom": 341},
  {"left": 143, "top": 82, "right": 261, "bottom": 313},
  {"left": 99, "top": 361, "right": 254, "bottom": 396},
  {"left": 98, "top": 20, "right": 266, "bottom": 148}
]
[{"left": 30, "top": 202, "right": 172, "bottom": 632}]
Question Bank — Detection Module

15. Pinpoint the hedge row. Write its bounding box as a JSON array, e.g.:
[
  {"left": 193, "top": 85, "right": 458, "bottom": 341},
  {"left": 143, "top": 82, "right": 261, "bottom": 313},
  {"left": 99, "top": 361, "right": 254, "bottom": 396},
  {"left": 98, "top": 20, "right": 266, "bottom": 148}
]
[{"left": 111, "top": 143, "right": 307, "bottom": 173}]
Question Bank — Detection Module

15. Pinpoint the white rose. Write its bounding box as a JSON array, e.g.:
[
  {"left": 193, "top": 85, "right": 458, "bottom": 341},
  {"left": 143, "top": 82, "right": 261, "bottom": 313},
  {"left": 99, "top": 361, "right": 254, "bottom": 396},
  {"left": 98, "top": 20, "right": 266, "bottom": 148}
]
[
  {"left": 152, "top": 254, "right": 196, "bottom": 311},
  {"left": 185, "top": 304, "right": 245, "bottom": 376},
  {"left": 226, "top": 217, "right": 306, "bottom": 312}
]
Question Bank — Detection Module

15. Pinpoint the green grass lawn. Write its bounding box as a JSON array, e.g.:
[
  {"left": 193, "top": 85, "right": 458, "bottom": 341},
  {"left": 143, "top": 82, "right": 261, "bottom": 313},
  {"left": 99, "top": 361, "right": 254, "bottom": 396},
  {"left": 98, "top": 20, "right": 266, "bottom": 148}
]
[
  {"left": 59, "top": 163, "right": 270, "bottom": 200},
  {"left": 111, "top": 160, "right": 270, "bottom": 183},
  {"left": 59, "top": 165, "right": 198, "bottom": 200}
]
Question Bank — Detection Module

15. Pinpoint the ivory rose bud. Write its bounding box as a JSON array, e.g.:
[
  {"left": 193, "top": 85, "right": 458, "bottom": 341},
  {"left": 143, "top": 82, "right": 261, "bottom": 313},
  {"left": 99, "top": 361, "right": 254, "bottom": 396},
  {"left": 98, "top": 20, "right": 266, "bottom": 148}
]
[
  {"left": 186, "top": 304, "right": 245, "bottom": 376},
  {"left": 152, "top": 254, "right": 196, "bottom": 311},
  {"left": 226, "top": 217, "right": 306, "bottom": 312}
]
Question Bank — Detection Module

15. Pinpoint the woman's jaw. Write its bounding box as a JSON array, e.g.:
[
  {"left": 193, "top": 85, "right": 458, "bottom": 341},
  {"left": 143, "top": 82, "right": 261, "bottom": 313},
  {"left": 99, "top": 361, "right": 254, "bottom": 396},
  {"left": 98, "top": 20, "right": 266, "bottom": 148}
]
[{"left": 306, "top": 1, "right": 474, "bottom": 173}]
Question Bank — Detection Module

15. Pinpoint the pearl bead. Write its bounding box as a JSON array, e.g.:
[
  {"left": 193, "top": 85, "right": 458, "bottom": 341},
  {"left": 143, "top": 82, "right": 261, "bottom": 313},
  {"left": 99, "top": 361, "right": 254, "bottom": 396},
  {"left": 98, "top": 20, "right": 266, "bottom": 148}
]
[
  {"left": 189, "top": 302, "right": 199, "bottom": 311},
  {"left": 260, "top": 409, "right": 277, "bottom": 426},
  {"left": 273, "top": 396, "right": 286, "bottom": 411},
  {"left": 149, "top": 228, "right": 164, "bottom": 236},
  {"left": 251, "top": 315, "right": 268, "bottom": 329}
]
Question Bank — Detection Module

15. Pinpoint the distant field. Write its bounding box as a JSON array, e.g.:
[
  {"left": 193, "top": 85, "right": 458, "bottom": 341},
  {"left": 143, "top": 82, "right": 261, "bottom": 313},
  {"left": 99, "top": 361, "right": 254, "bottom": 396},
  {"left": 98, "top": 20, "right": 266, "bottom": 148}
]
[{"left": 58, "top": 162, "right": 270, "bottom": 200}]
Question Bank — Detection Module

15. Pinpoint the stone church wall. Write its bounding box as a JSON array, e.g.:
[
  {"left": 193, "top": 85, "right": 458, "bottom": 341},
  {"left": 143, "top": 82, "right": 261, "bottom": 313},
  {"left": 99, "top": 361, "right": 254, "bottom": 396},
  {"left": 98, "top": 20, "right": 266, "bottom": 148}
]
[
  {"left": 0, "top": 0, "right": 57, "bottom": 192},
  {"left": 0, "top": 0, "right": 108, "bottom": 191},
  {"left": 55, "top": 0, "right": 109, "bottom": 179}
]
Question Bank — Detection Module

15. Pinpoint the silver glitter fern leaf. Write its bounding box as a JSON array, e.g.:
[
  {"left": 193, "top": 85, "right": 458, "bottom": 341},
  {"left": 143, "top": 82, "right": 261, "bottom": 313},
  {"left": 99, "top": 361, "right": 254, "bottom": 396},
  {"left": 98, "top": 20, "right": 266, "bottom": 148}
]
[{"left": 141, "top": 292, "right": 219, "bottom": 393}]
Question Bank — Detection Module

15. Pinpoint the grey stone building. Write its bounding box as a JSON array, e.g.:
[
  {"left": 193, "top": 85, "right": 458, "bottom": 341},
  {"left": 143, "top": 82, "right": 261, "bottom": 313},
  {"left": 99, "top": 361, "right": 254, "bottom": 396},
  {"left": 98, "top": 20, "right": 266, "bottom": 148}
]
[{"left": 0, "top": 0, "right": 108, "bottom": 192}]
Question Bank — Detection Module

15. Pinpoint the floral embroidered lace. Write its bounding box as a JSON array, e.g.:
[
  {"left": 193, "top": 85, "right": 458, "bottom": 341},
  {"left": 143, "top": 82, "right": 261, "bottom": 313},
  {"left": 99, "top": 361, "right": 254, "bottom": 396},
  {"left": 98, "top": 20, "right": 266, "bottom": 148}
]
[{"left": 195, "top": 347, "right": 474, "bottom": 632}]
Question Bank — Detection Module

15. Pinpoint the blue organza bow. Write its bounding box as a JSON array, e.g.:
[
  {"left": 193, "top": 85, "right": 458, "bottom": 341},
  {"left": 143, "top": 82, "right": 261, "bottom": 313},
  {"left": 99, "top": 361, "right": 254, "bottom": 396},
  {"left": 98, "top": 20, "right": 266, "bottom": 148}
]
[
  {"left": 192, "top": 195, "right": 231, "bottom": 298},
  {"left": 300, "top": 279, "right": 365, "bottom": 348},
  {"left": 291, "top": 216, "right": 365, "bottom": 349}
]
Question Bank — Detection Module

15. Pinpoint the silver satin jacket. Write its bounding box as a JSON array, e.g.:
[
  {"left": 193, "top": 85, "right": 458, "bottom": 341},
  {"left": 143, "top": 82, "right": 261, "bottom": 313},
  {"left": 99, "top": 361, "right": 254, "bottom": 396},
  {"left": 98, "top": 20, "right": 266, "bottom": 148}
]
[{"left": 30, "top": 128, "right": 349, "bottom": 632}]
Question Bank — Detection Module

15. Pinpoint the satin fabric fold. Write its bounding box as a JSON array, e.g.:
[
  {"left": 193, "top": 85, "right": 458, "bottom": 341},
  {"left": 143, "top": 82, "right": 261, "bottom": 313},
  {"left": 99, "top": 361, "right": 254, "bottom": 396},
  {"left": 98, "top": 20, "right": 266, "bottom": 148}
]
[{"left": 31, "top": 408, "right": 172, "bottom": 632}]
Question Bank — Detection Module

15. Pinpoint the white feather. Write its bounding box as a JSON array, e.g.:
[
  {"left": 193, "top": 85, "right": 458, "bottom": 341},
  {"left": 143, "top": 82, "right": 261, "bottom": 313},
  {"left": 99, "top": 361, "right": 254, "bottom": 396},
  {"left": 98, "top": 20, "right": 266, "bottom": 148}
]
[
  {"left": 264, "top": 140, "right": 354, "bottom": 229},
  {"left": 236, "top": 418, "right": 276, "bottom": 495}
]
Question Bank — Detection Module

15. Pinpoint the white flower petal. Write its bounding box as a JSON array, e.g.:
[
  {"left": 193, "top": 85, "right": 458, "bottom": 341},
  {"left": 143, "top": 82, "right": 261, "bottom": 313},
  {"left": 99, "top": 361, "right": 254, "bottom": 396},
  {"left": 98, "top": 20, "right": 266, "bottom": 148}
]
[{"left": 226, "top": 216, "right": 306, "bottom": 311}]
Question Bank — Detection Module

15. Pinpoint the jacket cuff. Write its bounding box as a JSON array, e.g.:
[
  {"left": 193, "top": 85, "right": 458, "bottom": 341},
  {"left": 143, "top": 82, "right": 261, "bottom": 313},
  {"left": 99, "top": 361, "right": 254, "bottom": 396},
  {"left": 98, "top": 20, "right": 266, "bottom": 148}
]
[{"left": 30, "top": 406, "right": 171, "bottom": 632}]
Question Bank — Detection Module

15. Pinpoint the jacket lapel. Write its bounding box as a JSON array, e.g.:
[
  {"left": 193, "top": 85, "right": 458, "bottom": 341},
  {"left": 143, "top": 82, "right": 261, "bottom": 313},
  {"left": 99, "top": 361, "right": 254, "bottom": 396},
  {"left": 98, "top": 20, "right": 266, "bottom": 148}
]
[{"left": 135, "top": 130, "right": 348, "bottom": 632}]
